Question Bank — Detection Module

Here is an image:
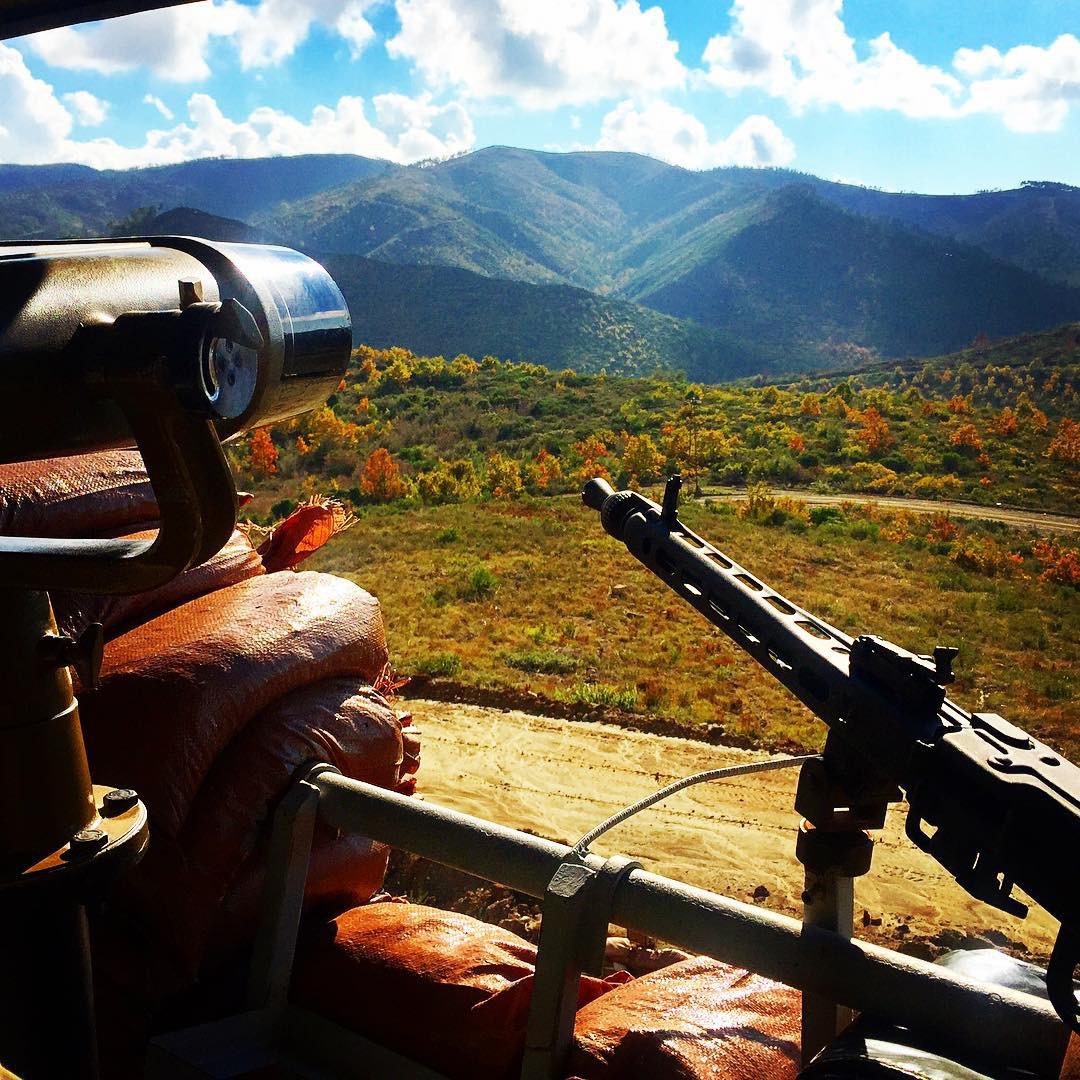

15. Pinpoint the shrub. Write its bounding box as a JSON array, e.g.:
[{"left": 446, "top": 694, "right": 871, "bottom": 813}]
[
  {"left": 563, "top": 683, "right": 638, "bottom": 710},
  {"left": 1033, "top": 539, "right": 1080, "bottom": 587},
  {"left": 413, "top": 652, "right": 462, "bottom": 677},
  {"left": 503, "top": 649, "right": 579, "bottom": 674},
  {"left": 950, "top": 535, "right": 1024, "bottom": 577},
  {"left": 809, "top": 506, "right": 844, "bottom": 526},
  {"left": 435, "top": 527, "right": 459, "bottom": 545},
  {"left": 462, "top": 565, "right": 499, "bottom": 601},
  {"left": 486, "top": 451, "right": 524, "bottom": 498}
]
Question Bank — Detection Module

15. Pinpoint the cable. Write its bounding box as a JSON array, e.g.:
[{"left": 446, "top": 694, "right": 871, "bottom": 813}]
[{"left": 572, "top": 754, "right": 816, "bottom": 856}]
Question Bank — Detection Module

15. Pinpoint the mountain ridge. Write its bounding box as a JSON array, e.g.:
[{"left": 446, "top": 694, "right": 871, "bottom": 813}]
[{"left": 3, "top": 148, "right": 1079, "bottom": 376}]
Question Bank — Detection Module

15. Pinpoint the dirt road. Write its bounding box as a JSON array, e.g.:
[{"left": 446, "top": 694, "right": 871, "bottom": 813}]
[
  {"left": 705, "top": 490, "right": 1079, "bottom": 535},
  {"left": 409, "top": 698, "right": 1057, "bottom": 957}
]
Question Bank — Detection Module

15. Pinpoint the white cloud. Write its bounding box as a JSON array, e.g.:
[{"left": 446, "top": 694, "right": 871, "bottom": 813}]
[
  {"left": 0, "top": 42, "right": 75, "bottom": 164},
  {"left": 702, "top": 0, "right": 961, "bottom": 119},
  {"left": 63, "top": 90, "right": 108, "bottom": 126},
  {"left": 387, "top": 0, "right": 685, "bottom": 109},
  {"left": 700, "top": 1, "right": 1080, "bottom": 134},
  {"left": 955, "top": 34, "right": 1080, "bottom": 133},
  {"left": 596, "top": 100, "right": 794, "bottom": 169},
  {"left": 20, "top": 0, "right": 377, "bottom": 82},
  {"left": 0, "top": 47, "right": 474, "bottom": 169},
  {"left": 144, "top": 94, "right": 175, "bottom": 120}
]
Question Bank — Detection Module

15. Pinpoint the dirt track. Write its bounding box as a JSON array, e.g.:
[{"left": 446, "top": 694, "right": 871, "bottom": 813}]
[
  {"left": 706, "top": 490, "right": 1080, "bottom": 535},
  {"left": 409, "top": 699, "right": 1057, "bottom": 957}
]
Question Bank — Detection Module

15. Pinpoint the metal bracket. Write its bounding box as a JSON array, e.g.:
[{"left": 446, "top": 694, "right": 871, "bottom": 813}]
[
  {"left": 521, "top": 853, "right": 640, "bottom": 1080},
  {"left": 246, "top": 764, "right": 341, "bottom": 1011}
]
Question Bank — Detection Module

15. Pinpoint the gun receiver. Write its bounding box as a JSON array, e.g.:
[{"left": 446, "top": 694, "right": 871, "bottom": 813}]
[{"left": 584, "top": 475, "right": 1080, "bottom": 1029}]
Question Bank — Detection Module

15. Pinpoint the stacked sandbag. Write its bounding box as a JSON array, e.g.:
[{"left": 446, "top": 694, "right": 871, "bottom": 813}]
[
  {"left": 51, "top": 526, "right": 266, "bottom": 640},
  {"left": 290, "top": 902, "right": 804, "bottom": 1079},
  {"left": 292, "top": 901, "right": 624, "bottom": 1080},
  {"left": 0, "top": 451, "right": 157, "bottom": 538},
  {"left": 569, "top": 956, "right": 802, "bottom": 1078},
  {"left": 1, "top": 453, "right": 415, "bottom": 1057}
]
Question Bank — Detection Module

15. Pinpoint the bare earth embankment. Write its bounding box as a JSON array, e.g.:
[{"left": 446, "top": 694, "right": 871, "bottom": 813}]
[{"left": 408, "top": 698, "right": 1058, "bottom": 959}]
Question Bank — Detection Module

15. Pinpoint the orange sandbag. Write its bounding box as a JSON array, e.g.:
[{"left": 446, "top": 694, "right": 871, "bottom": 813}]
[
  {"left": 292, "top": 902, "right": 621, "bottom": 1080},
  {"left": 569, "top": 956, "right": 802, "bottom": 1079},
  {"left": 0, "top": 450, "right": 157, "bottom": 537},
  {"left": 79, "top": 571, "right": 389, "bottom": 837},
  {"left": 183, "top": 679, "right": 411, "bottom": 929},
  {"left": 51, "top": 527, "right": 265, "bottom": 640},
  {"left": 94, "top": 681, "right": 410, "bottom": 994}
]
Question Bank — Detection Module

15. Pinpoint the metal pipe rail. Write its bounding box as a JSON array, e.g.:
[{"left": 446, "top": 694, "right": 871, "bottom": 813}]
[{"left": 303, "top": 769, "right": 1069, "bottom": 1077}]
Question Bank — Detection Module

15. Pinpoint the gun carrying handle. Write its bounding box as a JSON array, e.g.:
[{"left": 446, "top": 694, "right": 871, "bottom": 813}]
[
  {"left": 0, "top": 385, "right": 236, "bottom": 595},
  {"left": 1049, "top": 927, "right": 1080, "bottom": 1034}
]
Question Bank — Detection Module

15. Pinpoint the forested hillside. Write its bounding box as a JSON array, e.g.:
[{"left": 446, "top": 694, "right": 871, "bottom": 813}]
[{"left": 5, "top": 148, "right": 1080, "bottom": 375}]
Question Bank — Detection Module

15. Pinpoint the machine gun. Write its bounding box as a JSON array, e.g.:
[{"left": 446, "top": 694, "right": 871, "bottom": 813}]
[{"left": 583, "top": 474, "right": 1080, "bottom": 1033}]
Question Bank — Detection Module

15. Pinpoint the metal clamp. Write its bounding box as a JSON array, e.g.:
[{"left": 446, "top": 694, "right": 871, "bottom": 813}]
[{"left": 522, "top": 853, "right": 640, "bottom": 1080}]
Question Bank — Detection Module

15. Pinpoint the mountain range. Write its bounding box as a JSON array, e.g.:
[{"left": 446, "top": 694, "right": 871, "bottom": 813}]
[{"left": 2, "top": 148, "right": 1079, "bottom": 380}]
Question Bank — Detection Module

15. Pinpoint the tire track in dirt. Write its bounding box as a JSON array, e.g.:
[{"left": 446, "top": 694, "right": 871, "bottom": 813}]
[
  {"left": 705, "top": 490, "right": 1080, "bottom": 535},
  {"left": 409, "top": 699, "right": 1057, "bottom": 956}
]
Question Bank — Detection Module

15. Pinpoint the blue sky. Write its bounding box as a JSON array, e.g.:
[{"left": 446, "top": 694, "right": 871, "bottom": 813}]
[{"left": 1, "top": 0, "right": 1078, "bottom": 193}]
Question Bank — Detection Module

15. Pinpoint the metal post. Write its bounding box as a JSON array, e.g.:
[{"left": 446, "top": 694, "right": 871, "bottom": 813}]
[{"left": 797, "top": 822, "right": 870, "bottom": 1064}]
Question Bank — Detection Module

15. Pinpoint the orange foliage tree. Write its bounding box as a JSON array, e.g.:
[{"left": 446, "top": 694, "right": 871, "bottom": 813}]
[
  {"left": 950, "top": 423, "right": 984, "bottom": 453},
  {"left": 531, "top": 448, "right": 564, "bottom": 492},
  {"left": 574, "top": 435, "right": 613, "bottom": 484},
  {"left": 854, "top": 406, "right": 894, "bottom": 456},
  {"left": 359, "top": 448, "right": 407, "bottom": 502},
  {"left": 249, "top": 427, "right": 278, "bottom": 477},
  {"left": 989, "top": 407, "right": 1018, "bottom": 437},
  {"left": 1046, "top": 418, "right": 1080, "bottom": 464}
]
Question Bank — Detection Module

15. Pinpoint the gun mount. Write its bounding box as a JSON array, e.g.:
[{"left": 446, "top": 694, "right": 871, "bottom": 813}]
[
  {"left": 0, "top": 238, "right": 351, "bottom": 1077},
  {"left": 584, "top": 475, "right": 1080, "bottom": 1033}
]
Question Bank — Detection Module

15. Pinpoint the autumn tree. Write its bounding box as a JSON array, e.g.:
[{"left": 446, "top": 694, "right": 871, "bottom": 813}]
[
  {"left": 249, "top": 428, "right": 278, "bottom": 477},
  {"left": 947, "top": 395, "right": 973, "bottom": 415},
  {"left": 486, "top": 452, "right": 523, "bottom": 498},
  {"left": 1047, "top": 418, "right": 1080, "bottom": 464},
  {"left": 359, "top": 448, "right": 407, "bottom": 502},
  {"left": 854, "top": 406, "right": 894, "bottom": 456},
  {"left": 950, "top": 422, "right": 984, "bottom": 453},
  {"left": 620, "top": 433, "right": 665, "bottom": 484},
  {"left": 530, "top": 448, "right": 563, "bottom": 492},
  {"left": 989, "top": 407, "right": 1018, "bottom": 437},
  {"left": 799, "top": 393, "right": 822, "bottom": 416},
  {"left": 573, "top": 435, "right": 614, "bottom": 485}
]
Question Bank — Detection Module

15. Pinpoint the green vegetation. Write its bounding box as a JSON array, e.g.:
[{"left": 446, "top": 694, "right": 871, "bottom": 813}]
[
  {"left": 322, "top": 254, "right": 786, "bottom": 380},
  {"left": 305, "top": 497, "right": 1078, "bottom": 760},
  {"left": 229, "top": 329, "right": 1077, "bottom": 762},
  {"left": 232, "top": 336, "right": 1078, "bottom": 517}
]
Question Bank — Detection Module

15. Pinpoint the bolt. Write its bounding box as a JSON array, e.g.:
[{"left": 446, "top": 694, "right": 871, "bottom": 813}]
[
  {"left": 69, "top": 828, "right": 108, "bottom": 857},
  {"left": 102, "top": 788, "right": 138, "bottom": 817}
]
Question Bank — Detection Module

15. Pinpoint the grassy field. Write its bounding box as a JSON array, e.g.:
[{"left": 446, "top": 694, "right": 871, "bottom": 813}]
[{"left": 305, "top": 493, "right": 1078, "bottom": 760}]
